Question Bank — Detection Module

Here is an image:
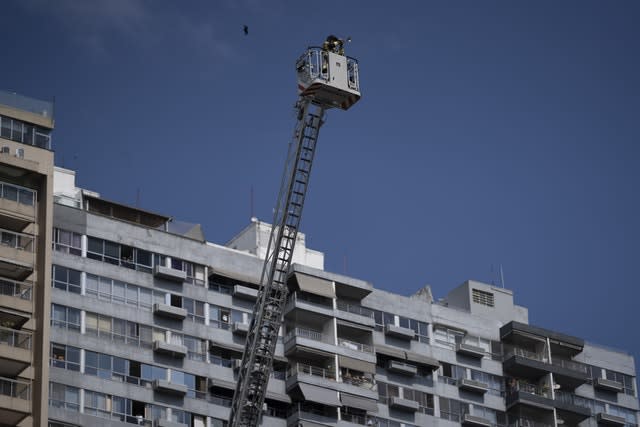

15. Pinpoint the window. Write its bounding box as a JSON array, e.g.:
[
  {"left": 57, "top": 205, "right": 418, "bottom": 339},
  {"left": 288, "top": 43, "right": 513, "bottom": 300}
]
[
  {"left": 440, "top": 362, "right": 466, "bottom": 385},
  {"left": 0, "top": 181, "right": 35, "bottom": 206},
  {"left": 433, "top": 326, "right": 464, "bottom": 349},
  {"left": 52, "top": 265, "right": 82, "bottom": 294},
  {"left": 472, "top": 288, "right": 494, "bottom": 307},
  {"left": 85, "top": 273, "right": 154, "bottom": 311},
  {"left": 439, "top": 397, "right": 468, "bottom": 423},
  {"left": 51, "top": 304, "right": 81, "bottom": 331},
  {"left": 52, "top": 229, "right": 82, "bottom": 255},
  {"left": 373, "top": 310, "right": 395, "bottom": 331},
  {"left": 470, "top": 369, "right": 504, "bottom": 396},
  {"left": 49, "top": 382, "right": 79, "bottom": 412},
  {"left": 471, "top": 405, "right": 506, "bottom": 426},
  {"left": 184, "top": 298, "right": 205, "bottom": 324},
  {"left": 398, "top": 317, "right": 429, "bottom": 343},
  {"left": 50, "top": 343, "right": 80, "bottom": 371},
  {"left": 209, "top": 305, "right": 231, "bottom": 329},
  {"left": 605, "top": 370, "right": 636, "bottom": 396}
]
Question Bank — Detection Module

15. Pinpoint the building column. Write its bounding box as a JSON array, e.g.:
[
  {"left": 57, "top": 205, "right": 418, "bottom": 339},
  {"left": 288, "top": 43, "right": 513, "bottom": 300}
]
[
  {"left": 79, "top": 388, "right": 85, "bottom": 413},
  {"left": 204, "top": 303, "right": 210, "bottom": 326},
  {"left": 80, "top": 271, "right": 87, "bottom": 295},
  {"left": 80, "top": 310, "right": 86, "bottom": 334},
  {"left": 81, "top": 234, "right": 88, "bottom": 257},
  {"left": 80, "top": 348, "right": 85, "bottom": 373}
]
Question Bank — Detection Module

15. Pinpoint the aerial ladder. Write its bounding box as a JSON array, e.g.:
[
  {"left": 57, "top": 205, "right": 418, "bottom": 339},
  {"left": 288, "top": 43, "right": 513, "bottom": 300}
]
[{"left": 229, "top": 35, "right": 362, "bottom": 427}]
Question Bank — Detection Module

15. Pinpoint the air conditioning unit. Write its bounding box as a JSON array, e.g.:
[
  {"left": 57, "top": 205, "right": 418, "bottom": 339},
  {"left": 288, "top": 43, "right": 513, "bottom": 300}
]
[
  {"left": 15, "top": 148, "right": 24, "bottom": 158},
  {"left": 1, "top": 146, "right": 10, "bottom": 154},
  {"left": 233, "top": 359, "right": 243, "bottom": 370}
]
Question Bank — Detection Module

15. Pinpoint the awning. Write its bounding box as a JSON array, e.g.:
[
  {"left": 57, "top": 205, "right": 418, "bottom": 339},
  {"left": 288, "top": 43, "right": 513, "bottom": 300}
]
[
  {"left": 297, "top": 422, "right": 329, "bottom": 427},
  {"left": 298, "top": 384, "right": 341, "bottom": 406},
  {"left": 338, "top": 355, "right": 376, "bottom": 374},
  {"left": 405, "top": 351, "right": 440, "bottom": 370},
  {"left": 375, "top": 346, "right": 405, "bottom": 359},
  {"left": 340, "top": 393, "right": 378, "bottom": 412},
  {"left": 293, "top": 346, "right": 335, "bottom": 359},
  {"left": 294, "top": 272, "right": 335, "bottom": 299},
  {"left": 336, "top": 319, "right": 372, "bottom": 332}
]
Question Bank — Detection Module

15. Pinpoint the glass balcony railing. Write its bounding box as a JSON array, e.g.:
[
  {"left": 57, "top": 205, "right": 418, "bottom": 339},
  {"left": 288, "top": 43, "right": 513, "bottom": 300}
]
[
  {"left": 0, "top": 278, "right": 32, "bottom": 300},
  {"left": 551, "top": 358, "right": 588, "bottom": 374},
  {"left": 0, "top": 376, "right": 31, "bottom": 400},
  {"left": 338, "top": 338, "right": 373, "bottom": 354},
  {"left": 336, "top": 300, "right": 374, "bottom": 318},
  {"left": 0, "top": 89, "right": 54, "bottom": 119},
  {"left": 507, "top": 418, "right": 552, "bottom": 427},
  {"left": 0, "top": 326, "right": 32, "bottom": 350},
  {"left": 288, "top": 362, "right": 336, "bottom": 381},
  {"left": 0, "top": 228, "right": 35, "bottom": 252},
  {"left": 0, "top": 181, "right": 36, "bottom": 207}
]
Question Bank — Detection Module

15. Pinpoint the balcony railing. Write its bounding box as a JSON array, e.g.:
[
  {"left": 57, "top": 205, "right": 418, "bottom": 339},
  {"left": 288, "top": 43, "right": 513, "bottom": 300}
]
[
  {"left": 503, "top": 346, "right": 547, "bottom": 362},
  {"left": 0, "top": 278, "right": 32, "bottom": 300},
  {"left": 336, "top": 300, "right": 374, "bottom": 318},
  {"left": 0, "top": 89, "right": 54, "bottom": 119},
  {"left": 286, "top": 327, "right": 325, "bottom": 342},
  {"left": 507, "top": 418, "right": 552, "bottom": 427},
  {"left": 338, "top": 338, "right": 373, "bottom": 354},
  {"left": 342, "top": 411, "right": 367, "bottom": 425},
  {"left": 0, "top": 228, "right": 35, "bottom": 252},
  {"left": 0, "top": 376, "right": 31, "bottom": 400},
  {"left": 551, "top": 358, "right": 588, "bottom": 374},
  {"left": 0, "top": 181, "right": 36, "bottom": 207},
  {"left": 290, "top": 291, "right": 332, "bottom": 308},
  {"left": 554, "top": 390, "right": 591, "bottom": 409},
  {"left": 288, "top": 362, "right": 336, "bottom": 381},
  {"left": 0, "top": 326, "right": 31, "bottom": 350}
]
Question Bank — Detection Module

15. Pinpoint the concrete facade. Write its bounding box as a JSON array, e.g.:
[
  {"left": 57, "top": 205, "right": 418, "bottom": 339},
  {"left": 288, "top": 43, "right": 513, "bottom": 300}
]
[{"left": 0, "top": 91, "right": 55, "bottom": 427}]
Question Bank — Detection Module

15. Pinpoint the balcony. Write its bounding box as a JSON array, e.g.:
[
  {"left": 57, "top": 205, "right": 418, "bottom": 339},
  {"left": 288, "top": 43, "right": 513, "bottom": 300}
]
[
  {"left": 502, "top": 347, "right": 589, "bottom": 389},
  {"left": 457, "top": 378, "right": 489, "bottom": 394},
  {"left": 335, "top": 300, "right": 375, "bottom": 327},
  {"left": 0, "top": 229, "right": 34, "bottom": 280},
  {"left": 288, "top": 362, "right": 336, "bottom": 382},
  {"left": 507, "top": 418, "right": 553, "bottom": 427},
  {"left": 337, "top": 338, "right": 373, "bottom": 354},
  {"left": 0, "top": 181, "right": 36, "bottom": 224},
  {"left": 456, "top": 343, "right": 485, "bottom": 359},
  {"left": 595, "top": 412, "right": 627, "bottom": 426},
  {"left": 462, "top": 413, "right": 492, "bottom": 427},
  {"left": 386, "top": 360, "right": 417, "bottom": 376},
  {"left": 553, "top": 390, "right": 592, "bottom": 424},
  {"left": 593, "top": 377, "right": 624, "bottom": 393},
  {"left": 153, "top": 303, "right": 187, "bottom": 320},
  {"left": 153, "top": 265, "right": 186, "bottom": 283},
  {"left": 0, "top": 278, "right": 32, "bottom": 313},
  {"left": 233, "top": 284, "right": 258, "bottom": 300},
  {"left": 384, "top": 324, "right": 414, "bottom": 340},
  {"left": 506, "top": 383, "right": 554, "bottom": 411},
  {"left": 152, "top": 379, "right": 187, "bottom": 396},
  {"left": 154, "top": 419, "right": 187, "bottom": 427},
  {"left": 285, "top": 327, "right": 335, "bottom": 357},
  {"left": 232, "top": 321, "right": 250, "bottom": 335},
  {"left": 388, "top": 396, "right": 419, "bottom": 412},
  {"left": 0, "top": 376, "right": 30, "bottom": 425},
  {"left": 153, "top": 341, "right": 187, "bottom": 358},
  {"left": 0, "top": 326, "right": 32, "bottom": 376}
]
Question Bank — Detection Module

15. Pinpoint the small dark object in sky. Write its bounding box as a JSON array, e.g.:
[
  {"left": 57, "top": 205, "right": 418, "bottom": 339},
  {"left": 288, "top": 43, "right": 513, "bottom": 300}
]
[{"left": 243, "top": 25, "right": 248, "bottom": 35}]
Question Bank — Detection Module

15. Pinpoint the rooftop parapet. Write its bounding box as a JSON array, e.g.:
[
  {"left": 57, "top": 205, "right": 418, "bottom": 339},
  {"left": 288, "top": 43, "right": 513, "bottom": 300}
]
[{"left": 0, "top": 89, "right": 54, "bottom": 126}]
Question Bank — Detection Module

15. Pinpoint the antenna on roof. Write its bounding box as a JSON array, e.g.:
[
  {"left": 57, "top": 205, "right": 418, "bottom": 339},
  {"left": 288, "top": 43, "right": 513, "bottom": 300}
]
[
  {"left": 250, "top": 185, "right": 254, "bottom": 219},
  {"left": 500, "top": 264, "right": 505, "bottom": 288}
]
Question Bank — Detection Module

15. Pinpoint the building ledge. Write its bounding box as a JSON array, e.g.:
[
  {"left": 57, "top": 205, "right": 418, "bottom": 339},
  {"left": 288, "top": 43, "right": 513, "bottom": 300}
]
[
  {"left": 153, "top": 303, "right": 187, "bottom": 320},
  {"left": 153, "top": 265, "right": 186, "bottom": 282}
]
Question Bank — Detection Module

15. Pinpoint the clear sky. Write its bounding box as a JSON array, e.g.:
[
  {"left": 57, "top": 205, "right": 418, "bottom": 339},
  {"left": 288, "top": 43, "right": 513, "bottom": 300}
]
[{"left": 2, "top": 1, "right": 639, "bottom": 370}]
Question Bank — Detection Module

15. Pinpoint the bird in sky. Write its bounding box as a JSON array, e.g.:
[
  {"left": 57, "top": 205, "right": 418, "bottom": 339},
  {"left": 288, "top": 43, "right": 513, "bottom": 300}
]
[{"left": 243, "top": 25, "right": 248, "bottom": 36}]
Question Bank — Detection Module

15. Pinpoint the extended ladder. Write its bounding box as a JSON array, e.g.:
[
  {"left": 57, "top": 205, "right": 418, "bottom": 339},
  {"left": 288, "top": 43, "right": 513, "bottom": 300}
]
[{"left": 229, "top": 98, "right": 325, "bottom": 427}]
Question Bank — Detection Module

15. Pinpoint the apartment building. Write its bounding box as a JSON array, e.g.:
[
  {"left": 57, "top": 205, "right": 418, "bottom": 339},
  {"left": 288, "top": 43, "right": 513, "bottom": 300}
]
[
  {"left": 0, "top": 90, "right": 55, "bottom": 427},
  {"left": 1, "top": 91, "right": 638, "bottom": 427},
  {"left": 45, "top": 166, "right": 639, "bottom": 427}
]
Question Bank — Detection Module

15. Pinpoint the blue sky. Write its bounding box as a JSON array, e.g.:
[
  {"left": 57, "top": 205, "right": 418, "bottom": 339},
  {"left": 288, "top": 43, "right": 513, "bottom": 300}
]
[{"left": 2, "top": 1, "right": 639, "bottom": 369}]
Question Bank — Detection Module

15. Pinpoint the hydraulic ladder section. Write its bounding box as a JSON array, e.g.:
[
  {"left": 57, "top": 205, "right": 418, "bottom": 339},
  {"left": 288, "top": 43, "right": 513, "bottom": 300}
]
[{"left": 229, "top": 98, "right": 325, "bottom": 427}]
